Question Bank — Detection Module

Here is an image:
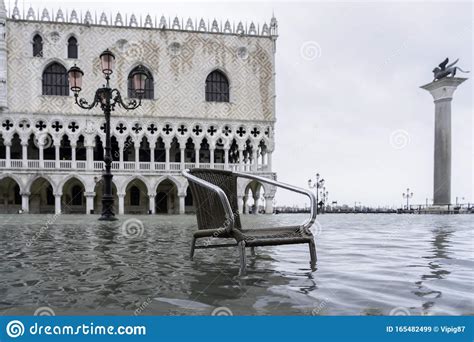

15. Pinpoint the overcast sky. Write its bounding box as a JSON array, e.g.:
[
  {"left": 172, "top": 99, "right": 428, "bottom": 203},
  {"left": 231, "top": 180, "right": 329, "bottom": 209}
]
[{"left": 10, "top": 1, "right": 472, "bottom": 207}]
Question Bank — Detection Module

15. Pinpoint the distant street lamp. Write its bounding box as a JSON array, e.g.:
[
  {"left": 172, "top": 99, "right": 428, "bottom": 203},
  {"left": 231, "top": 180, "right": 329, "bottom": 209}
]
[
  {"left": 68, "top": 49, "right": 148, "bottom": 221},
  {"left": 308, "top": 173, "right": 324, "bottom": 215},
  {"left": 402, "top": 188, "right": 414, "bottom": 210},
  {"left": 320, "top": 188, "right": 329, "bottom": 213}
]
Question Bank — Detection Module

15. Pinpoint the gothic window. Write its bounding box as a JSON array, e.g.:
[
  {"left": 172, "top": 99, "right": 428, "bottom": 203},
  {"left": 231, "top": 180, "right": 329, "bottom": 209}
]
[
  {"left": 205, "top": 70, "right": 229, "bottom": 102},
  {"left": 130, "top": 186, "right": 140, "bottom": 206},
  {"left": 33, "top": 34, "right": 43, "bottom": 57},
  {"left": 128, "top": 66, "right": 154, "bottom": 99},
  {"left": 42, "top": 62, "right": 69, "bottom": 96},
  {"left": 67, "top": 36, "right": 78, "bottom": 59},
  {"left": 71, "top": 185, "right": 83, "bottom": 206}
]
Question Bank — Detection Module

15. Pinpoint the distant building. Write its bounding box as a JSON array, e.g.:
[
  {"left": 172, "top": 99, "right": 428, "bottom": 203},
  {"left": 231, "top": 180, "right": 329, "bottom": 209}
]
[{"left": 0, "top": 2, "right": 277, "bottom": 215}]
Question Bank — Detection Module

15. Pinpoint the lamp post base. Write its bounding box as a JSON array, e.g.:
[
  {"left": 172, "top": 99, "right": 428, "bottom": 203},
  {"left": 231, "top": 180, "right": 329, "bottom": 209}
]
[
  {"left": 98, "top": 214, "right": 118, "bottom": 221},
  {"left": 98, "top": 194, "right": 118, "bottom": 221}
]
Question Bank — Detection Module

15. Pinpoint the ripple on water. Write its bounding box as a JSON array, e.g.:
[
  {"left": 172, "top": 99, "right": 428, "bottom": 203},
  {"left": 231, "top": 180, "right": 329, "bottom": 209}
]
[{"left": 0, "top": 214, "right": 472, "bottom": 315}]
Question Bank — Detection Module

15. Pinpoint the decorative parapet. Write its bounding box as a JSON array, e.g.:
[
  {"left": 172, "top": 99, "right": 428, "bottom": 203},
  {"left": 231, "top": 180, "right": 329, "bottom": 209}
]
[{"left": 7, "top": 4, "right": 278, "bottom": 38}]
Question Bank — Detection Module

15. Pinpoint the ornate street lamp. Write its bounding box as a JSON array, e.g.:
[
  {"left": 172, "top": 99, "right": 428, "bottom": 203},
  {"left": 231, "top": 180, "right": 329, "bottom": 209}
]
[
  {"left": 320, "top": 189, "right": 329, "bottom": 213},
  {"left": 308, "top": 173, "right": 325, "bottom": 215},
  {"left": 68, "top": 49, "right": 148, "bottom": 221},
  {"left": 402, "top": 188, "right": 414, "bottom": 210}
]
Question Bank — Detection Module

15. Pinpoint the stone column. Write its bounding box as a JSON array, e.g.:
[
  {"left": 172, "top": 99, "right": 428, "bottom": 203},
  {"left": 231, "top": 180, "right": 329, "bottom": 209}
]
[
  {"left": 54, "top": 193, "right": 61, "bottom": 215},
  {"left": 195, "top": 147, "right": 200, "bottom": 168},
  {"left": 264, "top": 195, "right": 274, "bottom": 214},
  {"left": 149, "top": 194, "right": 156, "bottom": 214},
  {"left": 210, "top": 147, "right": 215, "bottom": 168},
  {"left": 54, "top": 144, "right": 60, "bottom": 168},
  {"left": 165, "top": 141, "right": 171, "bottom": 171},
  {"left": 252, "top": 194, "right": 259, "bottom": 214},
  {"left": 118, "top": 143, "right": 124, "bottom": 170},
  {"left": 84, "top": 191, "right": 95, "bottom": 214},
  {"left": 38, "top": 143, "right": 44, "bottom": 168},
  {"left": 237, "top": 195, "right": 244, "bottom": 214},
  {"left": 4, "top": 142, "right": 10, "bottom": 168},
  {"left": 21, "top": 192, "right": 30, "bottom": 213},
  {"left": 135, "top": 146, "right": 140, "bottom": 170},
  {"left": 180, "top": 148, "right": 185, "bottom": 170},
  {"left": 71, "top": 143, "right": 77, "bottom": 169},
  {"left": 252, "top": 149, "right": 258, "bottom": 172},
  {"left": 238, "top": 148, "right": 244, "bottom": 172},
  {"left": 421, "top": 77, "right": 467, "bottom": 206},
  {"left": 86, "top": 145, "right": 94, "bottom": 171},
  {"left": 267, "top": 151, "right": 273, "bottom": 171},
  {"left": 149, "top": 141, "right": 156, "bottom": 170},
  {"left": 178, "top": 195, "right": 185, "bottom": 214},
  {"left": 21, "top": 141, "right": 28, "bottom": 168},
  {"left": 224, "top": 148, "right": 229, "bottom": 170},
  {"left": 118, "top": 193, "right": 125, "bottom": 215}
]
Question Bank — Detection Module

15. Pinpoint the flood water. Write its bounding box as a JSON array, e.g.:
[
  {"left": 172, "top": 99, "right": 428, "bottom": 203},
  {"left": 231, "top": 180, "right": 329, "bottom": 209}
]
[{"left": 0, "top": 213, "right": 472, "bottom": 316}]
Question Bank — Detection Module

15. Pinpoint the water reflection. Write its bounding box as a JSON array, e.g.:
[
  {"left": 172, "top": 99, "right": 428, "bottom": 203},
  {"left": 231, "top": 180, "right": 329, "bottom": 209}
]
[
  {"left": 414, "top": 219, "right": 454, "bottom": 313},
  {"left": 0, "top": 214, "right": 472, "bottom": 315}
]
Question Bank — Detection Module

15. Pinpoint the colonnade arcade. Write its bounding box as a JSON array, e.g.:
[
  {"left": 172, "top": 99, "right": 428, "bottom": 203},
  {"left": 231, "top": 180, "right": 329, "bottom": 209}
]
[{"left": 0, "top": 173, "right": 275, "bottom": 215}]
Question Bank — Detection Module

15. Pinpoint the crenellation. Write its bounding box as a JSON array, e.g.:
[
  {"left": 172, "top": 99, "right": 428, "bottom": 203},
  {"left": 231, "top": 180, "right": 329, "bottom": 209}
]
[{"left": 9, "top": 4, "right": 277, "bottom": 37}]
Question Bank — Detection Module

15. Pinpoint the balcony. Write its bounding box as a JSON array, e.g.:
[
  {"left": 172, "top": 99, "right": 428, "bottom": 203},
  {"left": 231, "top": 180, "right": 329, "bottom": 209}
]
[{"left": 0, "top": 159, "right": 271, "bottom": 173}]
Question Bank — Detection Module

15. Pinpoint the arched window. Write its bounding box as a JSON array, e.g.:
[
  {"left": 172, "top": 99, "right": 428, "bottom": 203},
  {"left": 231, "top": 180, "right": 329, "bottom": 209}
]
[
  {"left": 128, "top": 66, "right": 154, "bottom": 99},
  {"left": 32, "top": 34, "right": 43, "bottom": 57},
  {"left": 130, "top": 186, "right": 140, "bottom": 206},
  {"left": 42, "top": 62, "right": 69, "bottom": 96},
  {"left": 71, "top": 185, "right": 83, "bottom": 206},
  {"left": 205, "top": 70, "right": 229, "bottom": 102},
  {"left": 67, "top": 36, "right": 78, "bottom": 59}
]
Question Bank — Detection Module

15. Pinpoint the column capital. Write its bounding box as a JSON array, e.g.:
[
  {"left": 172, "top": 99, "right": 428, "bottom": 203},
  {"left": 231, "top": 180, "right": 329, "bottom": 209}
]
[
  {"left": 20, "top": 192, "right": 31, "bottom": 196},
  {"left": 420, "top": 77, "right": 468, "bottom": 102},
  {"left": 84, "top": 191, "right": 96, "bottom": 197}
]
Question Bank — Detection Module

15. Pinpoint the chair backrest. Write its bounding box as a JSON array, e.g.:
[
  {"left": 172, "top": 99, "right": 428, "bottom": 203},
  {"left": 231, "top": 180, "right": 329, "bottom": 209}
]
[{"left": 187, "top": 169, "right": 242, "bottom": 231}]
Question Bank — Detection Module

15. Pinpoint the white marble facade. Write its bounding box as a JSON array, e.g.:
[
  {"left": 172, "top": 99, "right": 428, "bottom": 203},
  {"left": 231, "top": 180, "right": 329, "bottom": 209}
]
[{"left": 0, "top": 2, "right": 278, "bottom": 215}]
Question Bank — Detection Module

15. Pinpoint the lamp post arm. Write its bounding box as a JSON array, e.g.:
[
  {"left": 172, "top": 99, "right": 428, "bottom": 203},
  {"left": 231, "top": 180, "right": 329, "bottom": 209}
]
[
  {"left": 74, "top": 92, "right": 100, "bottom": 110},
  {"left": 111, "top": 89, "right": 142, "bottom": 110}
]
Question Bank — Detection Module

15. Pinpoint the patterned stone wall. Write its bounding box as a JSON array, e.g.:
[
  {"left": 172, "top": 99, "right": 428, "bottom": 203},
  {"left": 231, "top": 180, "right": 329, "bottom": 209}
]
[{"left": 5, "top": 19, "right": 276, "bottom": 122}]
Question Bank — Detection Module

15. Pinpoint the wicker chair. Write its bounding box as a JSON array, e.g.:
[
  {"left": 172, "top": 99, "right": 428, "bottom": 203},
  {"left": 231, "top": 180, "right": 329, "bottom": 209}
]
[{"left": 182, "top": 168, "right": 318, "bottom": 275}]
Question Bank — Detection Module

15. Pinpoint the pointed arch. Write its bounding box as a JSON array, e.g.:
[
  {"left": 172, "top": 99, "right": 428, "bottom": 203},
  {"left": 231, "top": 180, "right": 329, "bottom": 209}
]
[
  {"left": 57, "top": 174, "right": 87, "bottom": 195},
  {"left": 128, "top": 65, "right": 154, "bottom": 99},
  {"left": 122, "top": 175, "right": 153, "bottom": 195},
  {"left": 42, "top": 62, "right": 69, "bottom": 96},
  {"left": 205, "top": 69, "right": 229, "bottom": 102},
  {"left": 28, "top": 176, "right": 55, "bottom": 213},
  {"left": 33, "top": 34, "right": 43, "bottom": 57},
  {"left": 67, "top": 36, "right": 78, "bottom": 59}
]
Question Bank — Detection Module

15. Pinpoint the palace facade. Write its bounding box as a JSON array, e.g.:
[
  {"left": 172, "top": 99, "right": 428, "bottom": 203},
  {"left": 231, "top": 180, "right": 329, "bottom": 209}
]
[{"left": 0, "top": 2, "right": 278, "bottom": 215}]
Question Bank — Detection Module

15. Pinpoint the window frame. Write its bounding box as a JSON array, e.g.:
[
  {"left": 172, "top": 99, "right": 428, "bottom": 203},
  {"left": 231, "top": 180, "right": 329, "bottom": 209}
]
[
  {"left": 127, "top": 66, "right": 154, "bottom": 100},
  {"left": 42, "top": 62, "right": 69, "bottom": 96},
  {"left": 32, "top": 34, "right": 43, "bottom": 57},
  {"left": 205, "top": 70, "right": 230, "bottom": 103},
  {"left": 67, "top": 36, "right": 78, "bottom": 59}
]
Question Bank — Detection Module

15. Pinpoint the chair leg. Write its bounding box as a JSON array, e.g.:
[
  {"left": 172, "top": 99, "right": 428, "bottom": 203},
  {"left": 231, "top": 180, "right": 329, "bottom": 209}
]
[
  {"left": 250, "top": 247, "right": 256, "bottom": 257},
  {"left": 309, "top": 239, "right": 317, "bottom": 271},
  {"left": 238, "top": 241, "right": 247, "bottom": 276},
  {"left": 190, "top": 236, "right": 196, "bottom": 260}
]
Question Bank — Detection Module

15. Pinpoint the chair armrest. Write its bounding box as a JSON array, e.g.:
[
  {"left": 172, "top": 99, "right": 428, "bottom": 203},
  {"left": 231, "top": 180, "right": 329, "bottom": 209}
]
[
  {"left": 233, "top": 171, "right": 317, "bottom": 232},
  {"left": 182, "top": 169, "right": 235, "bottom": 233}
]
